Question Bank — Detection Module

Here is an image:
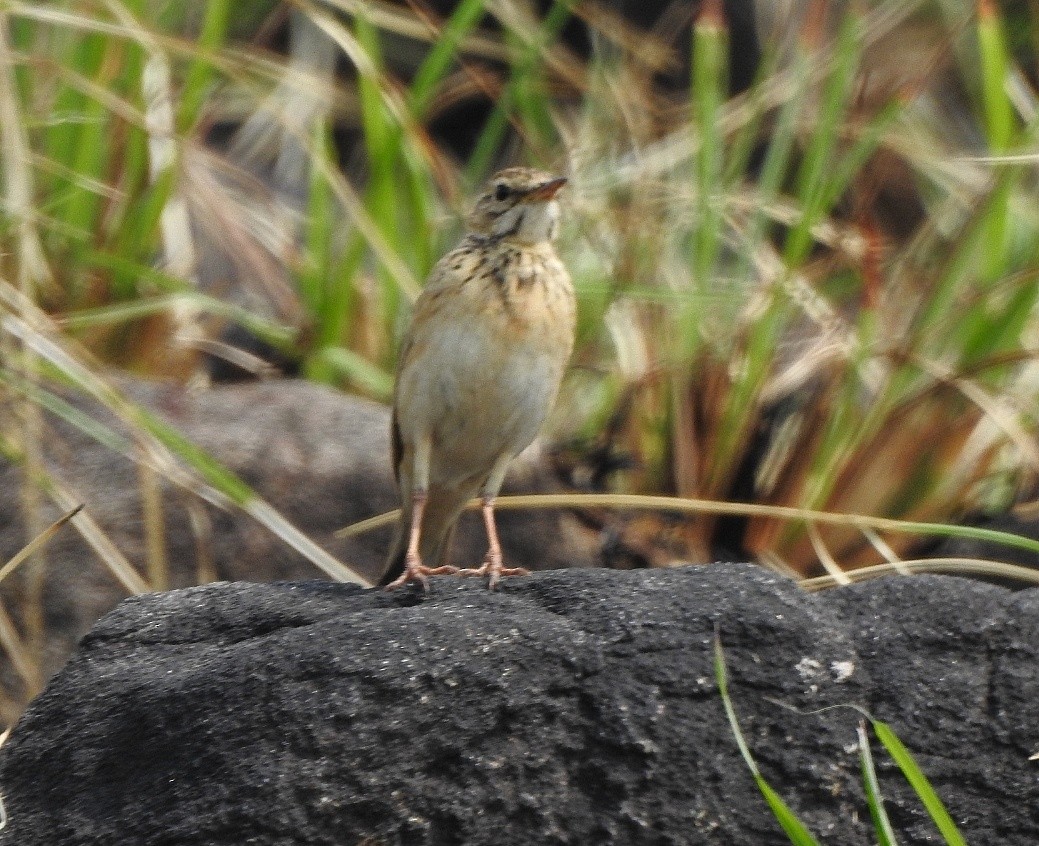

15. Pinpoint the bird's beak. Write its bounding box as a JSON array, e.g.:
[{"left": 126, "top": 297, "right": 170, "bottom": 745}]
[{"left": 523, "top": 177, "right": 567, "bottom": 202}]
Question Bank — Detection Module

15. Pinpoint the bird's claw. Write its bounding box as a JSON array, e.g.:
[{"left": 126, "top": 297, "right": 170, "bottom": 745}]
[
  {"left": 458, "top": 554, "right": 529, "bottom": 590},
  {"left": 383, "top": 558, "right": 459, "bottom": 592}
]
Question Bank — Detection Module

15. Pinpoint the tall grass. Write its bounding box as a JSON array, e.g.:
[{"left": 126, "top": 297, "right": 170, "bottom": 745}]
[{"left": 0, "top": 0, "right": 1038, "bottom": 720}]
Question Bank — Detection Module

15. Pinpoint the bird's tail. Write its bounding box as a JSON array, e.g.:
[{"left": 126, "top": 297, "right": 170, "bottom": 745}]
[{"left": 378, "top": 484, "right": 472, "bottom": 586}]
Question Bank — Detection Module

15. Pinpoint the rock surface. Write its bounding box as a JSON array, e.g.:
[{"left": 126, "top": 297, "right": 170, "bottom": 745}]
[
  {"left": 0, "top": 378, "right": 595, "bottom": 716},
  {"left": 1, "top": 564, "right": 1035, "bottom": 845}
]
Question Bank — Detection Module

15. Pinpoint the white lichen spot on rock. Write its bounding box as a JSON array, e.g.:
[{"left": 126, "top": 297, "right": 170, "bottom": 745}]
[
  {"left": 795, "top": 657, "right": 822, "bottom": 681},
  {"left": 830, "top": 660, "right": 855, "bottom": 682}
]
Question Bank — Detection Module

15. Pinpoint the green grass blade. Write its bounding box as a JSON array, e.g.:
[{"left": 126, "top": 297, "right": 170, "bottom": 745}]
[
  {"left": 41, "top": 28, "right": 104, "bottom": 180},
  {"left": 353, "top": 12, "right": 406, "bottom": 324},
  {"left": 463, "top": 0, "right": 571, "bottom": 186},
  {"left": 690, "top": 2, "right": 728, "bottom": 287},
  {"left": 300, "top": 118, "right": 335, "bottom": 322},
  {"left": 58, "top": 295, "right": 188, "bottom": 329},
  {"left": 177, "top": 0, "right": 230, "bottom": 131},
  {"left": 713, "top": 633, "right": 822, "bottom": 846},
  {"left": 0, "top": 370, "right": 133, "bottom": 456},
  {"left": 0, "top": 9, "right": 52, "bottom": 294},
  {"left": 783, "top": 10, "right": 862, "bottom": 266},
  {"left": 975, "top": 1, "right": 1016, "bottom": 282},
  {"left": 466, "top": 102, "right": 510, "bottom": 189},
  {"left": 710, "top": 43, "right": 812, "bottom": 491},
  {"left": 713, "top": 632, "right": 760, "bottom": 775},
  {"left": 754, "top": 779, "right": 822, "bottom": 846},
  {"left": 110, "top": 164, "right": 174, "bottom": 291},
  {"left": 820, "top": 98, "right": 902, "bottom": 213},
  {"left": 409, "top": 0, "right": 487, "bottom": 118},
  {"left": 40, "top": 30, "right": 111, "bottom": 263},
  {"left": 858, "top": 721, "right": 899, "bottom": 846},
  {"left": 871, "top": 720, "right": 968, "bottom": 846},
  {"left": 79, "top": 251, "right": 297, "bottom": 349},
  {"left": 309, "top": 345, "right": 393, "bottom": 401},
  {"left": 958, "top": 268, "right": 1039, "bottom": 369},
  {"left": 140, "top": 414, "right": 255, "bottom": 504},
  {"left": 977, "top": 0, "right": 1014, "bottom": 152}
]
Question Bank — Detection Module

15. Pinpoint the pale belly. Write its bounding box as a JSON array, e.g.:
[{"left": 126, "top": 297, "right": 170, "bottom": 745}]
[{"left": 395, "top": 314, "right": 567, "bottom": 488}]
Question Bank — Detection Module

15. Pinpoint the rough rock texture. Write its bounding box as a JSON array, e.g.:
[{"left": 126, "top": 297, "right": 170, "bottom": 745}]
[
  {"left": 826, "top": 577, "right": 1039, "bottom": 843},
  {"left": 1, "top": 565, "right": 1035, "bottom": 845},
  {"left": 0, "top": 378, "right": 596, "bottom": 716}
]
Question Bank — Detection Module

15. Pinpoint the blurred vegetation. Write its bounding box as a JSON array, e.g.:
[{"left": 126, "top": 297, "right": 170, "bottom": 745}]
[{"left": 2, "top": 0, "right": 1039, "bottom": 716}]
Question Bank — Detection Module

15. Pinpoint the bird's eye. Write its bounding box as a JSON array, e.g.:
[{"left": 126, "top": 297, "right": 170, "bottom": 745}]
[{"left": 494, "top": 183, "right": 509, "bottom": 201}]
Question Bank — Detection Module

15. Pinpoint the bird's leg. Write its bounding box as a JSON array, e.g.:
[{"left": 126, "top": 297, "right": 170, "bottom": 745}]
[
  {"left": 384, "top": 438, "right": 458, "bottom": 591},
  {"left": 458, "top": 456, "right": 529, "bottom": 589},
  {"left": 479, "top": 493, "right": 531, "bottom": 589}
]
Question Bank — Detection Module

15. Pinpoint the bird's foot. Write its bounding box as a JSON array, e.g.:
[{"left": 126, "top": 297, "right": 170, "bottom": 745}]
[
  {"left": 383, "top": 553, "right": 458, "bottom": 592},
  {"left": 458, "top": 552, "right": 529, "bottom": 590}
]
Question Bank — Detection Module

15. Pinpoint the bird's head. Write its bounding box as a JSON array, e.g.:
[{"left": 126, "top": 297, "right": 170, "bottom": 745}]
[{"left": 466, "top": 167, "right": 567, "bottom": 244}]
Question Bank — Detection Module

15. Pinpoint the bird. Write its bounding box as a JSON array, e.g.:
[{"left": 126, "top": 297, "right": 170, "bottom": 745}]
[{"left": 380, "top": 167, "right": 576, "bottom": 591}]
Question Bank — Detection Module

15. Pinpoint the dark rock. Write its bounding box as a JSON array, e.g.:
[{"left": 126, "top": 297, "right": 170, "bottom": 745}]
[
  {"left": 826, "top": 576, "right": 1039, "bottom": 844},
  {"left": 2, "top": 565, "right": 1035, "bottom": 845},
  {"left": 0, "top": 378, "right": 596, "bottom": 717}
]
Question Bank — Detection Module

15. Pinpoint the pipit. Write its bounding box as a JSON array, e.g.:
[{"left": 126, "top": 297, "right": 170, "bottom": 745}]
[{"left": 380, "top": 167, "right": 576, "bottom": 591}]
